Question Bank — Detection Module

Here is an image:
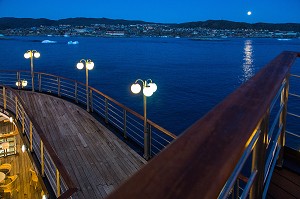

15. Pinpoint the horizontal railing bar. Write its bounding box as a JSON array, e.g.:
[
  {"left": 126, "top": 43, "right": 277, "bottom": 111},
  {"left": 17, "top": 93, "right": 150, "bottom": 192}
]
[
  {"left": 286, "top": 130, "right": 300, "bottom": 138},
  {"left": 218, "top": 129, "right": 260, "bottom": 199},
  {"left": 270, "top": 82, "right": 285, "bottom": 112},
  {"left": 290, "top": 74, "right": 300, "bottom": 78},
  {"left": 289, "top": 93, "right": 300, "bottom": 98},
  {"left": 287, "top": 112, "right": 300, "bottom": 118},
  {"left": 240, "top": 170, "right": 258, "bottom": 199}
]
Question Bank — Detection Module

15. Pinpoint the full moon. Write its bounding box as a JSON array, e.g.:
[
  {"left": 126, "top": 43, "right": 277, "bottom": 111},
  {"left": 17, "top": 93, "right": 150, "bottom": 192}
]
[{"left": 247, "top": 11, "right": 252, "bottom": 16}]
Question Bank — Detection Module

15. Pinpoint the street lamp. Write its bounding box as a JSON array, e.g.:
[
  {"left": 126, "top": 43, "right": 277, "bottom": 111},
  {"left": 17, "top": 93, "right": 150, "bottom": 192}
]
[
  {"left": 24, "top": 50, "right": 40, "bottom": 91},
  {"left": 131, "top": 79, "right": 157, "bottom": 159},
  {"left": 16, "top": 79, "right": 28, "bottom": 89},
  {"left": 76, "top": 59, "right": 94, "bottom": 112}
]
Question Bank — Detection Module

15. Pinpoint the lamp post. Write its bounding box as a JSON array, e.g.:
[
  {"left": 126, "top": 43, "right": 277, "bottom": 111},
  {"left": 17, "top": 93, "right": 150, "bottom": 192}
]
[
  {"left": 24, "top": 50, "right": 40, "bottom": 92},
  {"left": 131, "top": 79, "right": 157, "bottom": 160},
  {"left": 16, "top": 79, "right": 28, "bottom": 89},
  {"left": 76, "top": 59, "right": 94, "bottom": 112}
]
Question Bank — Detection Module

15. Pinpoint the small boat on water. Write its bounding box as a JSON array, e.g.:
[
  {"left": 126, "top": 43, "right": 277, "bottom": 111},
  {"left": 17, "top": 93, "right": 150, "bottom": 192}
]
[
  {"left": 41, "top": 40, "right": 57, "bottom": 44},
  {"left": 67, "top": 41, "right": 79, "bottom": 45}
]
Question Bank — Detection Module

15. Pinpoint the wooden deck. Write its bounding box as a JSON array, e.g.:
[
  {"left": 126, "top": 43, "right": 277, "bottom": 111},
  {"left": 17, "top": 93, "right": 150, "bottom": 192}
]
[
  {"left": 267, "top": 167, "right": 300, "bottom": 199},
  {"left": 0, "top": 130, "right": 43, "bottom": 199},
  {"left": 17, "top": 91, "right": 146, "bottom": 199}
]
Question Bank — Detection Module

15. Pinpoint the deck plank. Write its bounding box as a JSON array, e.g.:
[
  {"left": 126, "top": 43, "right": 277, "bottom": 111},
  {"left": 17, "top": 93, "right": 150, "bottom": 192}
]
[
  {"left": 18, "top": 91, "right": 146, "bottom": 199},
  {"left": 267, "top": 167, "right": 300, "bottom": 199}
]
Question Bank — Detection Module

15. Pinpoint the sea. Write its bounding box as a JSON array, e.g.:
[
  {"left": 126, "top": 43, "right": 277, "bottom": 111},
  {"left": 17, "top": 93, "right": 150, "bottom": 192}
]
[{"left": 1, "top": 36, "right": 300, "bottom": 149}]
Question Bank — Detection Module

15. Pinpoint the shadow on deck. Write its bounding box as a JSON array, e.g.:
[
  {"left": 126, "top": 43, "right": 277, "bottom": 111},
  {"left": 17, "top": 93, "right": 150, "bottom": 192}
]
[{"left": 17, "top": 90, "right": 146, "bottom": 199}]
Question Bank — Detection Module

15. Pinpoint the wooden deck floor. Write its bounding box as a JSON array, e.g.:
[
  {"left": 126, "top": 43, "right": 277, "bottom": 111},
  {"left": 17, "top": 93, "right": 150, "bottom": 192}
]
[
  {"left": 0, "top": 131, "right": 44, "bottom": 199},
  {"left": 267, "top": 167, "right": 300, "bottom": 199},
  {"left": 18, "top": 91, "right": 146, "bottom": 199}
]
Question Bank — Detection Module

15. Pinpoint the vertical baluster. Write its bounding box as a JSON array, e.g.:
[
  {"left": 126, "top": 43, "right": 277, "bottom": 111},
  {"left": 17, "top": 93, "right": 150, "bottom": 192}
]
[
  {"left": 3, "top": 87, "right": 6, "bottom": 110},
  {"left": 15, "top": 96, "right": 18, "bottom": 119},
  {"left": 30, "top": 121, "right": 33, "bottom": 152},
  {"left": 105, "top": 98, "right": 108, "bottom": 123},
  {"left": 90, "top": 90, "right": 93, "bottom": 112},
  {"left": 58, "top": 77, "right": 61, "bottom": 97},
  {"left": 38, "top": 73, "right": 42, "bottom": 92},
  {"left": 75, "top": 82, "right": 78, "bottom": 103},
  {"left": 17, "top": 71, "right": 20, "bottom": 89},
  {"left": 22, "top": 109, "right": 25, "bottom": 134},
  {"left": 250, "top": 112, "right": 269, "bottom": 199},
  {"left": 56, "top": 169, "right": 61, "bottom": 197},
  {"left": 41, "top": 140, "right": 45, "bottom": 177},
  {"left": 148, "top": 124, "right": 152, "bottom": 157},
  {"left": 123, "top": 110, "right": 127, "bottom": 138},
  {"left": 278, "top": 78, "right": 289, "bottom": 167}
]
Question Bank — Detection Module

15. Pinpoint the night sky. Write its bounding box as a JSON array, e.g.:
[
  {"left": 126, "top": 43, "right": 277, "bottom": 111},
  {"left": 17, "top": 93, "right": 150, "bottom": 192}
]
[{"left": 0, "top": 0, "right": 299, "bottom": 23}]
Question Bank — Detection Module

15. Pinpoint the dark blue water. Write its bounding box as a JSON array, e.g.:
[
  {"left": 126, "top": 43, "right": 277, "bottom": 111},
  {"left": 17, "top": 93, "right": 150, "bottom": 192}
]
[{"left": 1, "top": 36, "right": 300, "bottom": 144}]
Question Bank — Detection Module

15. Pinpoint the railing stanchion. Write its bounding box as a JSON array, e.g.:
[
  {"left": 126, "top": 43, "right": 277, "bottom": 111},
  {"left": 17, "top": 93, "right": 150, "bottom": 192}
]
[
  {"left": 58, "top": 77, "right": 61, "bottom": 97},
  {"left": 250, "top": 113, "right": 269, "bottom": 199},
  {"left": 75, "top": 82, "right": 78, "bottom": 103},
  {"left": 15, "top": 96, "right": 18, "bottom": 118},
  {"left": 278, "top": 78, "right": 289, "bottom": 167},
  {"left": 22, "top": 108, "right": 25, "bottom": 134},
  {"left": 105, "top": 98, "right": 108, "bottom": 123},
  {"left": 30, "top": 121, "right": 33, "bottom": 152},
  {"left": 17, "top": 72, "right": 20, "bottom": 89},
  {"left": 38, "top": 73, "right": 42, "bottom": 92},
  {"left": 56, "top": 169, "right": 61, "bottom": 197},
  {"left": 90, "top": 90, "right": 93, "bottom": 112},
  {"left": 41, "top": 140, "right": 45, "bottom": 177},
  {"left": 3, "top": 87, "right": 6, "bottom": 110},
  {"left": 123, "top": 110, "right": 127, "bottom": 138}
]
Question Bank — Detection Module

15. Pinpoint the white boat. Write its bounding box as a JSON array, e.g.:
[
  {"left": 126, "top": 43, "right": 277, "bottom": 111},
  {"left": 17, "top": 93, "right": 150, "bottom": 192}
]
[
  {"left": 41, "top": 40, "right": 57, "bottom": 44},
  {"left": 67, "top": 41, "right": 79, "bottom": 45}
]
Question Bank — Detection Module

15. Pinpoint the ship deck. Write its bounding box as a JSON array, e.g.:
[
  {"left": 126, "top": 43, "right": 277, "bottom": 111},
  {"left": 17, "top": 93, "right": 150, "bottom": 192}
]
[{"left": 17, "top": 90, "right": 146, "bottom": 199}]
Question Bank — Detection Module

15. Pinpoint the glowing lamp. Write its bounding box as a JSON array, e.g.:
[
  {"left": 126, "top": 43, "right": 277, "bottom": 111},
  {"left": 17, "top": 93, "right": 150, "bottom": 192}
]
[
  {"left": 86, "top": 61, "right": 94, "bottom": 70},
  {"left": 22, "top": 80, "right": 28, "bottom": 87},
  {"left": 143, "top": 86, "right": 153, "bottom": 97},
  {"left": 34, "top": 52, "right": 40, "bottom": 58},
  {"left": 148, "top": 82, "right": 157, "bottom": 92},
  {"left": 22, "top": 144, "right": 27, "bottom": 153},
  {"left": 77, "top": 62, "right": 84, "bottom": 70},
  {"left": 24, "top": 52, "right": 30, "bottom": 59},
  {"left": 131, "top": 83, "right": 141, "bottom": 94},
  {"left": 9, "top": 117, "right": 13, "bottom": 123}
]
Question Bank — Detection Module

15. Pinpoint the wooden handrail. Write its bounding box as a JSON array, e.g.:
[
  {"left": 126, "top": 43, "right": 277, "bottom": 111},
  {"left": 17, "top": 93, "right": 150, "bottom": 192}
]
[
  {"left": 1, "top": 86, "right": 78, "bottom": 198},
  {"left": 105, "top": 51, "right": 300, "bottom": 199}
]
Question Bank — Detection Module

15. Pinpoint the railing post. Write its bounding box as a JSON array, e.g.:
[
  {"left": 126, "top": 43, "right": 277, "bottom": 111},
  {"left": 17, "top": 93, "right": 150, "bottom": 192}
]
[
  {"left": 15, "top": 96, "right": 18, "bottom": 119},
  {"left": 41, "top": 140, "right": 45, "bottom": 177},
  {"left": 17, "top": 72, "right": 20, "bottom": 89},
  {"left": 278, "top": 78, "right": 289, "bottom": 167},
  {"left": 56, "top": 169, "right": 61, "bottom": 197},
  {"left": 123, "top": 110, "right": 127, "bottom": 138},
  {"left": 75, "top": 82, "right": 78, "bottom": 103},
  {"left": 250, "top": 113, "right": 269, "bottom": 199},
  {"left": 22, "top": 109, "right": 25, "bottom": 134},
  {"left": 105, "top": 98, "right": 108, "bottom": 123},
  {"left": 38, "top": 73, "right": 42, "bottom": 92},
  {"left": 90, "top": 90, "right": 93, "bottom": 112},
  {"left": 3, "top": 87, "right": 6, "bottom": 110},
  {"left": 30, "top": 121, "right": 33, "bottom": 152},
  {"left": 58, "top": 77, "right": 61, "bottom": 97}
]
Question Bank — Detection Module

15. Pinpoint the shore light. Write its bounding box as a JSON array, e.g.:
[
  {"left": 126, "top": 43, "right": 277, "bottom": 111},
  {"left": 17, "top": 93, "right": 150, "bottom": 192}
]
[
  {"left": 24, "top": 50, "right": 40, "bottom": 91},
  {"left": 130, "top": 79, "right": 157, "bottom": 160},
  {"left": 76, "top": 59, "right": 95, "bottom": 112}
]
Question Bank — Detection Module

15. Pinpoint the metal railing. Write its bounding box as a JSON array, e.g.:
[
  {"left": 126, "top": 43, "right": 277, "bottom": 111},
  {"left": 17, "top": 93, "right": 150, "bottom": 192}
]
[
  {"left": 105, "top": 51, "right": 300, "bottom": 199},
  {"left": 0, "top": 70, "right": 177, "bottom": 158},
  {"left": 0, "top": 85, "right": 77, "bottom": 199}
]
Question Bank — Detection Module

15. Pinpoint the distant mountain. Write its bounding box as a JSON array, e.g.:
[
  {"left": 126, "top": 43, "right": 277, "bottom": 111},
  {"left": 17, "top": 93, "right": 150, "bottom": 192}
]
[
  {"left": 0, "top": 17, "right": 300, "bottom": 32},
  {"left": 0, "top": 17, "right": 152, "bottom": 30},
  {"left": 175, "top": 20, "right": 300, "bottom": 32}
]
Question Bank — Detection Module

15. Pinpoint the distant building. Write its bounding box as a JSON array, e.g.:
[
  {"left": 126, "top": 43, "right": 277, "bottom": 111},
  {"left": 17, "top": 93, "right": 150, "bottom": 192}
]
[{"left": 106, "top": 31, "right": 125, "bottom": 36}]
